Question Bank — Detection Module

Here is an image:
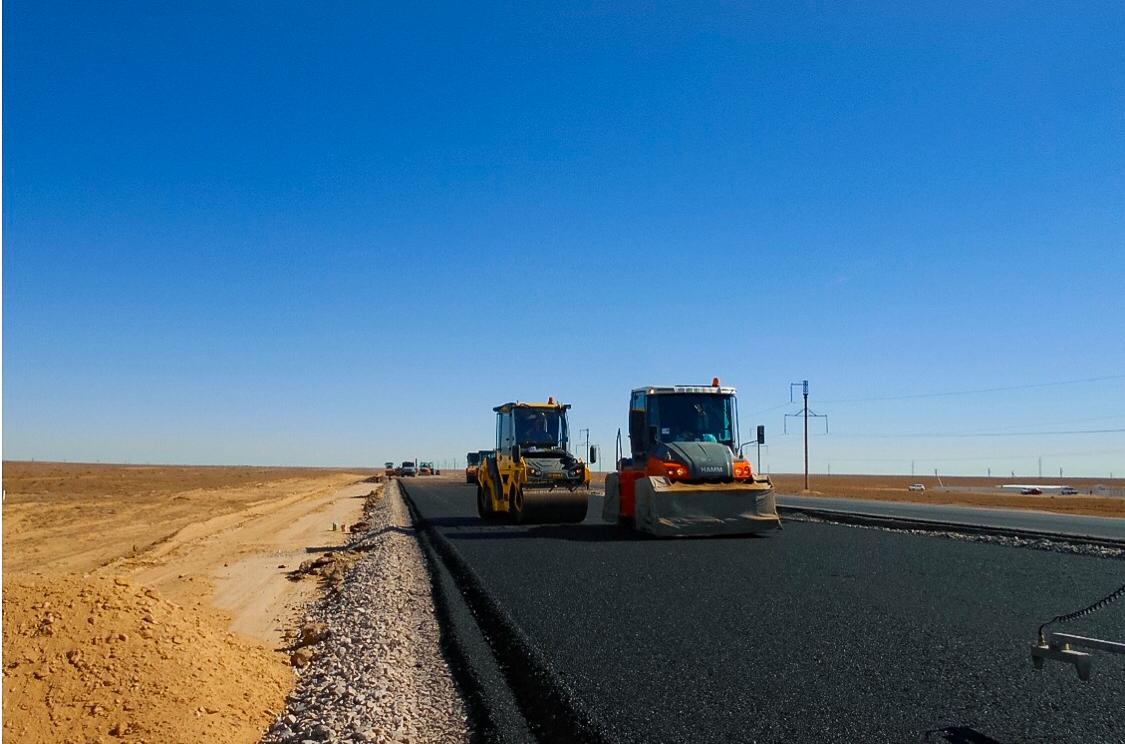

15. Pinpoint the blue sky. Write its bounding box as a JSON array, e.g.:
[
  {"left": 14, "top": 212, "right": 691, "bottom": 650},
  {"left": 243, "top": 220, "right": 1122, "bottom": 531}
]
[{"left": 4, "top": 2, "right": 1124, "bottom": 475}]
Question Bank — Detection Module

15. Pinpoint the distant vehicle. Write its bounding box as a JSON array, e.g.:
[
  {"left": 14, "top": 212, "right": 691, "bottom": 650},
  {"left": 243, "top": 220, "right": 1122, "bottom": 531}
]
[
  {"left": 383, "top": 461, "right": 395, "bottom": 478},
  {"left": 1061, "top": 487, "right": 1078, "bottom": 495},
  {"left": 1021, "top": 487, "right": 1043, "bottom": 495},
  {"left": 418, "top": 461, "right": 434, "bottom": 476},
  {"left": 400, "top": 461, "right": 417, "bottom": 477},
  {"left": 466, "top": 450, "right": 492, "bottom": 484},
  {"left": 908, "top": 483, "right": 926, "bottom": 492},
  {"left": 465, "top": 451, "right": 483, "bottom": 483}
]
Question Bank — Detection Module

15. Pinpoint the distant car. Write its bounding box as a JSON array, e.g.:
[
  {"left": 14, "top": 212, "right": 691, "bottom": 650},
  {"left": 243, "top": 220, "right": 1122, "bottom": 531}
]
[
  {"left": 1020, "top": 487, "right": 1042, "bottom": 495},
  {"left": 1061, "top": 487, "right": 1079, "bottom": 495},
  {"left": 400, "top": 461, "right": 418, "bottom": 477},
  {"left": 907, "top": 483, "right": 926, "bottom": 492}
]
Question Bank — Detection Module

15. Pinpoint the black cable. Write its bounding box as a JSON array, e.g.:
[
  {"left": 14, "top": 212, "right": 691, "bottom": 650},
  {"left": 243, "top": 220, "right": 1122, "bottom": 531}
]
[
  {"left": 830, "top": 428, "right": 1125, "bottom": 439},
  {"left": 1038, "top": 581, "right": 1125, "bottom": 642}
]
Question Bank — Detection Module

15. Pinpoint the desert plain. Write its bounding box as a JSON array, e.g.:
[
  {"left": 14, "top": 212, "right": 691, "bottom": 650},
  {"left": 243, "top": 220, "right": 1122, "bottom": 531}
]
[{"left": 3, "top": 462, "right": 375, "bottom": 744}]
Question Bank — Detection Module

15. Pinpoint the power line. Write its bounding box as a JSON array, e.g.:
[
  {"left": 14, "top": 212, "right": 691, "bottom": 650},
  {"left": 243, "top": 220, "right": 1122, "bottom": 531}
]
[
  {"left": 819, "top": 374, "right": 1125, "bottom": 405},
  {"left": 829, "top": 428, "right": 1125, "bottom": 439},
  {"left": 818, "top": 448, "right": 1125, "bottom": 463},
  {"left": 957, "top": 413, "right": 1125, "bottom": 432},
  {"left": 745, "top": 401, "right": 793, "bottom": 416}
]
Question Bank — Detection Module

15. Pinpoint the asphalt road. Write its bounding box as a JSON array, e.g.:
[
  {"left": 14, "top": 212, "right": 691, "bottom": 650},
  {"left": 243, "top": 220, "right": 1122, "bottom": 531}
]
[
  {"left": 777, "top": 494, "right": 1125, "bottom": 542},
  {"left": 403, "top": 481, "right": 1125, "bottom": 743}
]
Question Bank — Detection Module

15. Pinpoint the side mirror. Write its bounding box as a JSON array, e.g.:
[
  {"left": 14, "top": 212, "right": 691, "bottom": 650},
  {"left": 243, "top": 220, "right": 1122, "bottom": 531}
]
[
  {"left": 511, "top": 444, "right": 521, "bottom": 462},
  {"left": 589, "top": 445, "right": 597, "bottom": 464}
]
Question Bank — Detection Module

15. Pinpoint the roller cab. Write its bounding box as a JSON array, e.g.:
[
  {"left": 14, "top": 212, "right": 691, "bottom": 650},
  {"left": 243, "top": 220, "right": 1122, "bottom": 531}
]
[
  {"left": 603, "top": 379, "right": 780, "bottom": 536},
  {"left": 477, "top": 398, "right": 590, "bottom": 524}
]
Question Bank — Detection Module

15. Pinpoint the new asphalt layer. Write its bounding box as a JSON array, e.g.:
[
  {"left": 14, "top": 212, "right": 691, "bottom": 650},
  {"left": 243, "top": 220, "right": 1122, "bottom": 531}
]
[
  {"left": 777, "top": 494, "right": 1125, "bottom": 542},
  {"left": 402, "top": 481, "right": 1125, "bottom": 743}
]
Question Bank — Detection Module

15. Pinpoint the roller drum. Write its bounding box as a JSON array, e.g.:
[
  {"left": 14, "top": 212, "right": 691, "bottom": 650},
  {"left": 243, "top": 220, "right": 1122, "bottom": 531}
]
[{"left": 513, "top": 486, "right": 589, "bottom": 524}]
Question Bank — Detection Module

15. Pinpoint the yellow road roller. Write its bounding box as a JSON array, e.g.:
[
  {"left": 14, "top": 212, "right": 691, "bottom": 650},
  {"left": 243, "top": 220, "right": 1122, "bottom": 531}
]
[{"left": 476, "top": 398, "right": 591, "bottom": 523}]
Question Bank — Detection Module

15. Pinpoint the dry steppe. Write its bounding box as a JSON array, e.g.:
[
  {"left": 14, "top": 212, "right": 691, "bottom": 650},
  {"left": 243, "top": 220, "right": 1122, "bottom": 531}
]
[
  {"left": 768, "top": 472, "right": 1125, "bottom": 518},
  {"left": 3, "top": 461, "right": 377, "bottom": 744}
]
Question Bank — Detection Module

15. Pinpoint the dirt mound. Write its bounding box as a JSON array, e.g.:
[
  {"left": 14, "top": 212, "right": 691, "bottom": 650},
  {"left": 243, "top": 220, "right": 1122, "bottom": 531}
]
[
  {"left": 3, "top": 575, "right": 289, "bottom": 744},
  {"left": 286, "top": 550, "right": 365, "bottom": 591}
]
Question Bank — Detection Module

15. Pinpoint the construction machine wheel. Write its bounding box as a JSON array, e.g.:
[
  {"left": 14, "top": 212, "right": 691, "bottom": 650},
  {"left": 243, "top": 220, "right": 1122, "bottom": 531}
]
[{"left": 476, "top": 483, "right": 494, "bottom": 520}]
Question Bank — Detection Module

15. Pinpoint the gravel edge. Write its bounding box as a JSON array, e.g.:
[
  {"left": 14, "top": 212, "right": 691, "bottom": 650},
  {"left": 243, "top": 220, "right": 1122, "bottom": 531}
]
[{"left": 260, "top": 481, "right": 469, "bottom": 744}]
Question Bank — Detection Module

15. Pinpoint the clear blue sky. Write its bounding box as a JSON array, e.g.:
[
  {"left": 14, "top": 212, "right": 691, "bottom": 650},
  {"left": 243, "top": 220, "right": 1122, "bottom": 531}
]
[{"left": 4, "top": 2, "right": 1124, "bottom": 476}]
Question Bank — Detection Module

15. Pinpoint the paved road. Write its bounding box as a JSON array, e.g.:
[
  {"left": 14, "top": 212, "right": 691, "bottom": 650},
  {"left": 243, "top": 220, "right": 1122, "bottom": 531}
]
[
  {"left": 777, "top": 494, "right": 1125, "bottom": 542},
  {"left": 403, "top": 481, "right": 1125, "bottom": 743}
]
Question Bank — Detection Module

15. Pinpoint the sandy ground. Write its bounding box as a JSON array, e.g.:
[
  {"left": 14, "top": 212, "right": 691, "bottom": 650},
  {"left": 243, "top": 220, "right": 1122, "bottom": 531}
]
[{"left": 2, "top": 462, "right": 378, "bottom": 744}]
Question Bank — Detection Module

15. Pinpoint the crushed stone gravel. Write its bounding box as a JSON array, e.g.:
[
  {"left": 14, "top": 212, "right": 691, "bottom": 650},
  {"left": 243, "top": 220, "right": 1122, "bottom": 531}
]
[{"left": 261, "top": 481, "right": 469, "bottom": 744}]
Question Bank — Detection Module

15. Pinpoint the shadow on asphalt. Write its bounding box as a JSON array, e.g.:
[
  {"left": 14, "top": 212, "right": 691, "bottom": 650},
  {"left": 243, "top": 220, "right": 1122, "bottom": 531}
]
[
  {"left": 450, "top": 525, "right": 641, "bottom": 542},
  {"left": 423, "top": 517, "right": 776, "bottom": 543},
  {"left": 420, "top": 517, "right": 638, "bottom": 542},
  {"left": 921, "top": 726, "right": 1001, "bottom": 744}
]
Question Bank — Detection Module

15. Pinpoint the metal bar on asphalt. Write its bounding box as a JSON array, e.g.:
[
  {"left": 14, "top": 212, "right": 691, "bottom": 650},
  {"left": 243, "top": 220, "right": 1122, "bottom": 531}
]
[{"left": 1048, "top": 633, "right": 1125, "bottom": 655}]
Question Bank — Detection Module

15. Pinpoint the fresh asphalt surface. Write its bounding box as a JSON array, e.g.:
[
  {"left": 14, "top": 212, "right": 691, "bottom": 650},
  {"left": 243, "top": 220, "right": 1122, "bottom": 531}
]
[
  {"left": 403, "top": 481, "right": 1125, "bottom": 743},
  {"left": 778, "top": 493, "right": 1125, "bottom": 542}
]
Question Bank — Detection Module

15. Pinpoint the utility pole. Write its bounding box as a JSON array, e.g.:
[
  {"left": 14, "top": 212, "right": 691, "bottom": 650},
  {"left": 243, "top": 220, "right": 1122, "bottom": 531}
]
[
  {"left": 1038, "top": 456, "right": 1043, "bottom": 479},
  {"left": 579, "top": 428, "right": 591, "bottom": 462},
  {"left": 785, "top": 380, "right": 827, "bottom": 491},
  {"left": 911, "top": 460, "right": 915, "bottom": 477}
]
